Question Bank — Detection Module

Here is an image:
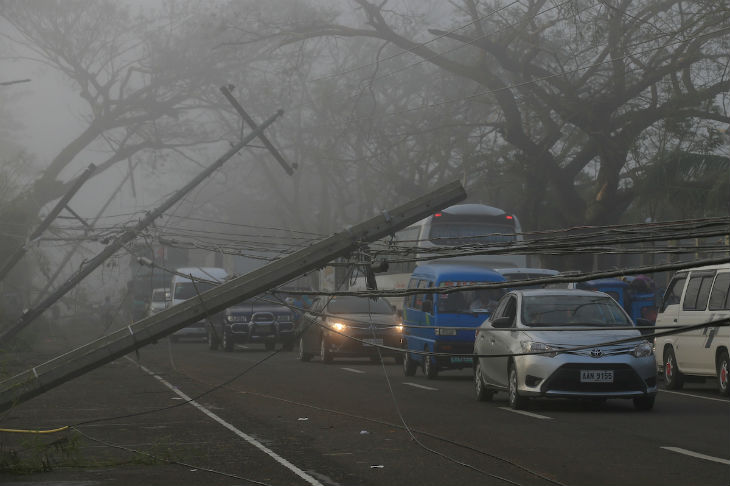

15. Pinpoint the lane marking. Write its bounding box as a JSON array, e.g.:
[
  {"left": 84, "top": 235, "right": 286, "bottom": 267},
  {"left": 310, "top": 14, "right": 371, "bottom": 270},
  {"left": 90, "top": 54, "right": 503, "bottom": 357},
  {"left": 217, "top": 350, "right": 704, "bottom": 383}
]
[
  {"left": 499, "top": 407, "right": 553, "bottom": 420},
  {"left": 341, "top": 367, "right": 365, "bottom": 374},
  {"left": 659, "top": 389, "right": 729, "bottom": 403},
  {"left": 403, "top": 382, "right": 438, "bottom": 391},
  {"left": 661, "top": 447, "right": 730, "bottom": 465},
  {"left": 130, "top": 359, "right": 324, "bottom": 486}
]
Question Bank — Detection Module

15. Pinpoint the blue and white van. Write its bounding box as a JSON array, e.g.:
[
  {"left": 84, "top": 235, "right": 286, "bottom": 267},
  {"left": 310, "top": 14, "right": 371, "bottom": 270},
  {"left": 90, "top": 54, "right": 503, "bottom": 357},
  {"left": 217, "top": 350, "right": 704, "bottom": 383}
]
[{"left": 401, "top": 264, "right": 506, "bottom": 378}]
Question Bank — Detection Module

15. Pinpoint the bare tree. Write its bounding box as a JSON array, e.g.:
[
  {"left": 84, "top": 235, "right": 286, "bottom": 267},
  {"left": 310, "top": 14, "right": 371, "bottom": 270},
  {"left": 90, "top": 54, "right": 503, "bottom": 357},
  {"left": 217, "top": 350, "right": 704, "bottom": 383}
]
[{"left": 220, "top": 0, "right": 730, "bottom": 228}]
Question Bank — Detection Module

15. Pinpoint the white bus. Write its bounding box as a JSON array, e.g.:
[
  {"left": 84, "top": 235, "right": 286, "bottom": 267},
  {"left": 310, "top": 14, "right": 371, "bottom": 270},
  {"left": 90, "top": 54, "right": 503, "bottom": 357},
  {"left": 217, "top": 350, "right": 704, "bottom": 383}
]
[{"left": 354, "top": 204, "right": 527, "bottom": 308}]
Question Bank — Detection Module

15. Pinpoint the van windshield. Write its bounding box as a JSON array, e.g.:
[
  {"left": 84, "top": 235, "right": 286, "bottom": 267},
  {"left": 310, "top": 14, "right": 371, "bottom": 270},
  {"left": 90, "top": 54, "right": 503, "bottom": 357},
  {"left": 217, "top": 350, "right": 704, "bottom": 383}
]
[
  {"left": 438, "top": 284, "right": 504, "bottom": 314},
  {"left": 174, "top": 281, "right": 219, "bottom": 300}
]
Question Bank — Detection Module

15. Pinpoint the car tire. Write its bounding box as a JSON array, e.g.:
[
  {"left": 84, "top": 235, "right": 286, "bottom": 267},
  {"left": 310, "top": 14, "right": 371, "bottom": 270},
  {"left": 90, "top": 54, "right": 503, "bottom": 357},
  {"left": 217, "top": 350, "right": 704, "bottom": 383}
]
[
  {"left": 717, "top": 349, "right": 729, "bottom": 397},
  {"left": 424, "top": 349, "right": 438, "bottom": 379},
  {"left": 474, "top": 363, "right": 493, "bottom": 402},
  {"left": 508, "top": 362, "right": 527, "bottom": 410},
  {"left": 265, "top": 341, "right": 275, "bottom": 351},
  {"left": 663, "top": 347, "right": 684, "bottom": 390},
  {"left": 298, "top": 336, "right": 312, "bottom": 362},
  {"left": 207, "top": 327, "right": 219, "bottom": 351},
  {"left": 320, "top": 336, "right": 333, "bottom": 363},
  {"left": 403, "top": 351, "right": 417, "bottom": 376},
  {"left": 222, "top": 328, "right": 234, "bottom": 352},
  {"left": 633, "top": 395, "right": 655, "bottom": 411}
]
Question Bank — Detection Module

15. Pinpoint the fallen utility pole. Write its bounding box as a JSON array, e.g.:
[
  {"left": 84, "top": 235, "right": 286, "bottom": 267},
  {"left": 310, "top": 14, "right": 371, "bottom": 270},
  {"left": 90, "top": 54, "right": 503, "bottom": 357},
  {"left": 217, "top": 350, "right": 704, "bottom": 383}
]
[
  {"left": 0, "top": 163, "right": 97, "bottom": 283},
  {"left": 0, "top": 181, "right": 466, "bottom": 412},
  {"left": 0, "top": 108, "right": 284, "bottom": 345}
]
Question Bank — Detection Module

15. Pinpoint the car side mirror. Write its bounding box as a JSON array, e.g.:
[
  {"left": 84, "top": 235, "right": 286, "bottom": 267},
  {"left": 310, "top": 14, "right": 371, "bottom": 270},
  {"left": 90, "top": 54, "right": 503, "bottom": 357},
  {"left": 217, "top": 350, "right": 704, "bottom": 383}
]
[
  {"left": 421, "top": 299, "right": 433, "bottom": 314},
  {"left": 491, "top": 316, "right": 512, "bottom": 328},
  {"left": 635, "top": 318, "right": 653, "bottom": 336}
]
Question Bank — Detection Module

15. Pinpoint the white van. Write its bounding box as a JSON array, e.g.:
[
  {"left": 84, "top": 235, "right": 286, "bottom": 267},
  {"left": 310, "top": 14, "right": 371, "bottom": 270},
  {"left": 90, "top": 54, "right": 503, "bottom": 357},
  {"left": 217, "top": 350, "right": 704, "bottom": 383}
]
[
  {"left": 655, "top": 263, "right": 729, "bottom": 396},
  {"left": 170, "top": 267, "right": 228, "bottom": 342}
]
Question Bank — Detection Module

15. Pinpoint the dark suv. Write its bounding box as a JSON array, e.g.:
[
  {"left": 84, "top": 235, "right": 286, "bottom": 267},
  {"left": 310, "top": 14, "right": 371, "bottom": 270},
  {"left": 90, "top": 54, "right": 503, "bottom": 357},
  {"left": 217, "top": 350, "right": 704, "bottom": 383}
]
[{"left": 209, "top": 294, "right": 296, "bottom": 352}]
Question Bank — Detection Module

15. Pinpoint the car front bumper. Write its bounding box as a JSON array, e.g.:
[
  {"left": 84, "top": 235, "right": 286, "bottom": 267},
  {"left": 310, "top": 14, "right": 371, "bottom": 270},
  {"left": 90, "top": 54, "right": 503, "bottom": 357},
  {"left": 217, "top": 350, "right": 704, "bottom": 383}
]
[{"left": 515, "top": 352, "right": 657, "bottom": 399}]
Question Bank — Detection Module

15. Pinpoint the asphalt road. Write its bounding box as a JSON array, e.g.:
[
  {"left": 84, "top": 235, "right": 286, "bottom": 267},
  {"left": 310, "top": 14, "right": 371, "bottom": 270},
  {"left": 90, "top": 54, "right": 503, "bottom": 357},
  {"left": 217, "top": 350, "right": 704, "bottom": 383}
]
[{"left": 1, "top": 340, "right": 728, "bottom": 486}]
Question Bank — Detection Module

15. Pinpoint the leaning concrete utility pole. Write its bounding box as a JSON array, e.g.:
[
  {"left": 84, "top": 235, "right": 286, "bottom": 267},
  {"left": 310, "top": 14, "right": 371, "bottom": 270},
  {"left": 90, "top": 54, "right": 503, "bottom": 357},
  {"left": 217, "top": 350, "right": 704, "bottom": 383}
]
[
  {"left": 0, "top": 103, "right": 286, "bottom": 345},
  {"left": 0, "top": 163, "right": 97, "bottom": 283},
  {"left": 0, "top": 181, "right": 466, "bottom": 412}
]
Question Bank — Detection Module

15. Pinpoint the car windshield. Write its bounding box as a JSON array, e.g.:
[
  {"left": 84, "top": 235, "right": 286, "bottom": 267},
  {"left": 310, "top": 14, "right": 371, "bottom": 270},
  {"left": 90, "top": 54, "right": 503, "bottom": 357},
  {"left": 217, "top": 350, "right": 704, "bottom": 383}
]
[
  {"left": 173, "top": 281, "right": 218, "bottom": 300},
  {"left": 521, "top": 295, "right": 631, "bottom": 327},
  {"left": 327, "top": 297, "right": 393, "bottom": 314}
]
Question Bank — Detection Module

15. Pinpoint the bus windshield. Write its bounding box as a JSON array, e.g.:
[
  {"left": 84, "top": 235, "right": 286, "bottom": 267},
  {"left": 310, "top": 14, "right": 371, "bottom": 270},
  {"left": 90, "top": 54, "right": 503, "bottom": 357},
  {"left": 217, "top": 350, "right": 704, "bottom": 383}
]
[{"left": 428, "top": 221, "right": 516, "bottom": 245}]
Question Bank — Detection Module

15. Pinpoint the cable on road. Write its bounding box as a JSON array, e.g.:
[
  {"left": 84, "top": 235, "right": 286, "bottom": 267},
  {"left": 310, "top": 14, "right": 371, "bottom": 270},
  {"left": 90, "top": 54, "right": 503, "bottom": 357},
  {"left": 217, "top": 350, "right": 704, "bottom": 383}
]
[{"left": 71, "top": 427, "right": 275, "bottom": 486}]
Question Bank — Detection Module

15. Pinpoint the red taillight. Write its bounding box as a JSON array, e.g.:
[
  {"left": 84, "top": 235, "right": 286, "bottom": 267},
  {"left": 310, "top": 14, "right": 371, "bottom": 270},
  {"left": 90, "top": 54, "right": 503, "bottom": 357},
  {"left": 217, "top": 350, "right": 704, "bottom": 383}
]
[
  {"left": 434, "top": 213, "right": 442, "bottom": 217},
  {"left": 505, "top": 215, "right": 513, "bottom": 220}
]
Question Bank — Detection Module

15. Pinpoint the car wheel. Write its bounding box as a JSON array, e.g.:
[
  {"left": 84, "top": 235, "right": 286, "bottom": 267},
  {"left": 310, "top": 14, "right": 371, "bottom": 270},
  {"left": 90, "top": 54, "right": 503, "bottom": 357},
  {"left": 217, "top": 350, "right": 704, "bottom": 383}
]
[
  {"left": 474, "top": 363, "right": 493, "bottom": 402},
  {"left": 265, "top": 341, "right": 275, "bottom": 351},
  {"left": 663, "top": 347, "right": 684, "bottom": 390},
  {"left": 298, "top": 336, "right": 312, "bottom": 362},
  {"left": 207, "top": 327, "right": 219, "bottom": 351},
  {"left": 403, "top": 351, "right": 417, "bottom": 376},
  {"left": 508, "top": 362, "right": 527, "bottom": 410},
  {"left": 320, "top": 336, "right": 333, "bottom": 363},
  {"left": 424, "top": 349, "right": 438, "bottom": 379},
  {"left": 222, "top": 328, "right": 234, "bottom": 352},
  {"left": 717, "top": 350, "right": 729, "bottom": 397},
  {"left": 633, "top": 395, "right": 656, "bottom": 411}
]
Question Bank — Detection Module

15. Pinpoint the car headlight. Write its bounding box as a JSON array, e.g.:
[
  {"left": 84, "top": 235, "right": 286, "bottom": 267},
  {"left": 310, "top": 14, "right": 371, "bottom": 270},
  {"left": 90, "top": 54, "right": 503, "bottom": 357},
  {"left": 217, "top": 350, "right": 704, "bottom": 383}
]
[
  {"left": 330, "top": 321, "right": 346, "bottom": 331},
  {"left": 631, "top": 340, "right": 654, "bottom": 358},
  {"left": 395, "top": 324, "right": 403, "bottom": 333},
  {"left": 521, "top": 341, "right": 557, "bottom": 358},
  {"left": 226, "top": 315, "right": 248, "bottom": 323}
]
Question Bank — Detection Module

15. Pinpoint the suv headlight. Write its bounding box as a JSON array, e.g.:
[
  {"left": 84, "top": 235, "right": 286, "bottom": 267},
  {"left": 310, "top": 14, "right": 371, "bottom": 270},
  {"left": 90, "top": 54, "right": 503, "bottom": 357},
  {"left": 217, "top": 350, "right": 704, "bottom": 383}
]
[
  {"left": 226, "top": 314, "right": 248, "bottom": 323},
  {"left": 521, "top": 341, "right": 557, "bottom": 358},
  {"left": 631, "top": 340, "right": 654, "bottom": 358}
]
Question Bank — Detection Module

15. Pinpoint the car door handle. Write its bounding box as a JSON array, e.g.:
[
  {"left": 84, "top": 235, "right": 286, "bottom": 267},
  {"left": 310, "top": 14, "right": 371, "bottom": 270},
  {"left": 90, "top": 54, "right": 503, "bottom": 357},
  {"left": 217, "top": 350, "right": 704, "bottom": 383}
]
[{"left": 490, "top": 338, "right": 496, "bottom": 345}]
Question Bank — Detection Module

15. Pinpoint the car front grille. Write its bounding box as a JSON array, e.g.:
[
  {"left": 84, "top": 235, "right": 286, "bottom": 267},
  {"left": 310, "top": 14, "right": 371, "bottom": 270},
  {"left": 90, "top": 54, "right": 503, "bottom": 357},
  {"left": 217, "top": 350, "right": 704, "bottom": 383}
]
[{"left": 541, "top": 363, "right": 647, "bottom": 393}]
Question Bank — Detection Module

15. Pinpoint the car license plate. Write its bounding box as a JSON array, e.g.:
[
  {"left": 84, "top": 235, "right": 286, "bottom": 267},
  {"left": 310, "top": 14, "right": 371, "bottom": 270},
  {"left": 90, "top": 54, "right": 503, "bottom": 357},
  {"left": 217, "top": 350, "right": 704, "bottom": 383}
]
[
  {"left": 438, "top": 328, "right": 457, "bottom": 336},
  {"left": 363, "top": 338, "right": 383, "bottom": 346},
  {"left": 580, "top": 370, "right": 614, "bottom": 383},
  {"left": 450, "top": 356, "right": 472, "bottom": 364}
]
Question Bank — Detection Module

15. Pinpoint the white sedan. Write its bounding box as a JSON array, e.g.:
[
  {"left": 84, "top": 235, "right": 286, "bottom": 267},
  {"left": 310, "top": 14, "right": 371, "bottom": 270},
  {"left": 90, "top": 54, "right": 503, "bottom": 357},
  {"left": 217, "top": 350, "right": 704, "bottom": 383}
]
[{"left": 473, "top": 289, "right": 657, "bottom": 411}]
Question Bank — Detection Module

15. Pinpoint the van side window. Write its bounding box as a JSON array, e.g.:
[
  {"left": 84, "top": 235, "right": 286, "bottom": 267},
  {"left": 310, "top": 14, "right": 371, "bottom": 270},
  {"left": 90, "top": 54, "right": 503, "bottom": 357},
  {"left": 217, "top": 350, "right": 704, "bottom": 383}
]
[
  {"left": 414, "top": 279, "right": 430, "bottom": 310},
  {"left": 661, "top": 275, "right": 687, "bottom": 311},
  {"left": 683, "top": 274, "right": 715, "bottom": 311},
  {"left": 709, "top": 273, "right": 730, "bottom": 311},
  {"left": 405, "top": 278, "right": 419, "bottom": 309},
  {"left": 502, "top": 297, "right": 517, "bottom": 325}
]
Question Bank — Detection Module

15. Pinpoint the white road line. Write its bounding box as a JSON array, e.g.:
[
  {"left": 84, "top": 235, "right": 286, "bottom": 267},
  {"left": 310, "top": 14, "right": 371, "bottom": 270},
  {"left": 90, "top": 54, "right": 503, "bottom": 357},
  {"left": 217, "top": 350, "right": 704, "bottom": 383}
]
[
  {"left": 130, "top": 359, "right": 324, "bottom": 486},
  {"left": 341, "top": 367, "right": 365, "bottom": 374},
  {"left": 661, "top": 447, "right": 730, "bottom": 465},
  {"left": 499, "top": 407, "right": 553, "bottom": 420},
  {"left": 403, "top": 382, "right": 439, "bottom": 391},
  {"left": 659, "top": 389, "right": 729, "bottom": 403}
]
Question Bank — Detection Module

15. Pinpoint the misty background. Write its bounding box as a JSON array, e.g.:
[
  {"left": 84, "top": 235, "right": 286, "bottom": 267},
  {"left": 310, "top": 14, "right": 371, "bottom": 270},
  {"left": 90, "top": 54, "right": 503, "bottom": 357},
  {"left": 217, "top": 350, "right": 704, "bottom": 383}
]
[{"left": 0, "top": 0, "right": 728, "bottom": 337}]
